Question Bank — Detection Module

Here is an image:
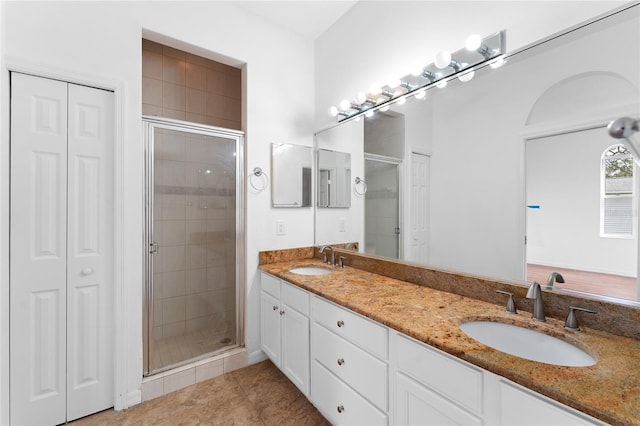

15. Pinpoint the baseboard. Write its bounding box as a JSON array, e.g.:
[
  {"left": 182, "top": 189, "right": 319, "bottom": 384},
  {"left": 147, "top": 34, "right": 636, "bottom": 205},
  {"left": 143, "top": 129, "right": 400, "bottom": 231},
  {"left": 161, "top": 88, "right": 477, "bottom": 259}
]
[{"left": 248, "top": 349, "right": 268, "bottom": 365}]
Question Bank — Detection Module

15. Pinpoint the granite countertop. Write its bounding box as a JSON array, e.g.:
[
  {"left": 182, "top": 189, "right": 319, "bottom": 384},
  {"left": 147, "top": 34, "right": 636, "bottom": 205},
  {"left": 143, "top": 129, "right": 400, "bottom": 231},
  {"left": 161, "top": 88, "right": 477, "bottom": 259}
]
[{"left": 260, "top": 258, "right": 640, "bottom": 426}]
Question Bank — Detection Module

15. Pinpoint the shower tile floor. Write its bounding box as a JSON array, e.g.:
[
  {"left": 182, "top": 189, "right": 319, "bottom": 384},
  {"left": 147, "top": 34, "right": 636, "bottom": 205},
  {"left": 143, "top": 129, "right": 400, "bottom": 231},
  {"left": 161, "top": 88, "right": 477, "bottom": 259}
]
[
  {"left": 70, "top": 359, "right": 329, "bottom": 425},
  {"left": 154, "top": 328, "right": 233, "bottom": 370}
]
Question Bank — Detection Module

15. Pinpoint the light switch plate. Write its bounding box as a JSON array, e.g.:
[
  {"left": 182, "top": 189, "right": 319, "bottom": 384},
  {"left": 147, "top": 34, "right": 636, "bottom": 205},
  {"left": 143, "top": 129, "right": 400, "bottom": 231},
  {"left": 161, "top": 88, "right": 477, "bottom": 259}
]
[{"left": 276, "top": 220, "right": 285, "bottom": 236}]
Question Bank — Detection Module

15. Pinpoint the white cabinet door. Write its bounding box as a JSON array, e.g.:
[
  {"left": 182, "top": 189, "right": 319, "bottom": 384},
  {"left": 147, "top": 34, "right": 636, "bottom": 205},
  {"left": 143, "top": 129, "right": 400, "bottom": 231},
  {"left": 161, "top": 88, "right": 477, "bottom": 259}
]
[
  {"left": 281, "top": 302, "right": 310, "bottom": 396},
  {"left": 498, "top": 380, "right": 605, "bottom": 426},
  {"left": 395, "top": 373, "right": 482, "bottom": 426},
  {"left": 10, "top": 73, "right": 114, "bottom": 425},
  {"left": 260, "top": 290, "right": 282, "bottom": 366}
]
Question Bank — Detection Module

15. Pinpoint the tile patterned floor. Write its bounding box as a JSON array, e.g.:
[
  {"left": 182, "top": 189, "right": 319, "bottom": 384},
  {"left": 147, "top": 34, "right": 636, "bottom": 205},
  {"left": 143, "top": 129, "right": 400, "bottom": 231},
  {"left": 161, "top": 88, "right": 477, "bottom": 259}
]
[
  {"left": 153, "top": 328, "right": 234, "bottom": 371},
  {"left": 70, "top": 360, "right": 329, "bottom": 426}
]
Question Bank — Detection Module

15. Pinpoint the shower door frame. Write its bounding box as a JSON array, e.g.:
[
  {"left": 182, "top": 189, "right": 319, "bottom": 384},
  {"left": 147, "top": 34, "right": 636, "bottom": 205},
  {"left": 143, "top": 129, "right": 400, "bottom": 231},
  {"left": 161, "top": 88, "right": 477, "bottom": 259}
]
[{"left": 142, "top": 116, "right": 245, "bottom": 376}]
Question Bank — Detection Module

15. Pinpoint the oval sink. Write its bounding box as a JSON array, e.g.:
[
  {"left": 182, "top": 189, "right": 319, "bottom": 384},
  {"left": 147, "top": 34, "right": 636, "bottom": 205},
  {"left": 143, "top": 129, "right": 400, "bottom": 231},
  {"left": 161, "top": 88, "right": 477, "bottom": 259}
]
[
  {"left": 460, "top": 321, "right": 595, "bottom": 367},
  {"left": 289, "top": 266, "right": 333, "bottom": 276}
]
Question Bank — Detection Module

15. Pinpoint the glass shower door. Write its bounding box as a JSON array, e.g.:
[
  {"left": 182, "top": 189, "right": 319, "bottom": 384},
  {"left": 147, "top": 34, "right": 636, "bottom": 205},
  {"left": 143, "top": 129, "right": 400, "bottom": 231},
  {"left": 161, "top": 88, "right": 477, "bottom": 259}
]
[
  {"left": 364, "top": 156, "right": 402, "bottom": 259},
  {"left": 144, "top": 118, "right": 244, "bottom": 375}
]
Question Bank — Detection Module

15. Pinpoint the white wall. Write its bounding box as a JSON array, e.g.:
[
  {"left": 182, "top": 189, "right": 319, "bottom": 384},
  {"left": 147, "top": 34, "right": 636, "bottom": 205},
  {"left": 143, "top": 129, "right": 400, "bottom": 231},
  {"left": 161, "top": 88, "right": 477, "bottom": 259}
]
[{"left": 1, "top": 0, "right": 315, "bottom": 419}]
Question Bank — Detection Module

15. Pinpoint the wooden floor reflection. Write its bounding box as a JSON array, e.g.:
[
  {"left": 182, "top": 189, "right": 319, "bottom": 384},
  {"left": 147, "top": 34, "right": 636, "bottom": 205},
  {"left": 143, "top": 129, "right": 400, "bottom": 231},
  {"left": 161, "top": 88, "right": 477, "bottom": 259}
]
[{"left": 527, "top": 264, "right": 638, "bottom": 301}]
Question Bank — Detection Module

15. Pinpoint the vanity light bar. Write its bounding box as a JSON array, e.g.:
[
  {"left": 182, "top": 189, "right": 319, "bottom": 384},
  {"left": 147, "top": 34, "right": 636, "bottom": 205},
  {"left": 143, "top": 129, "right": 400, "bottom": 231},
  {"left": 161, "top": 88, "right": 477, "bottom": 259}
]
[{"left": 329, "top": 31, "right": 506, "bottom": 122}]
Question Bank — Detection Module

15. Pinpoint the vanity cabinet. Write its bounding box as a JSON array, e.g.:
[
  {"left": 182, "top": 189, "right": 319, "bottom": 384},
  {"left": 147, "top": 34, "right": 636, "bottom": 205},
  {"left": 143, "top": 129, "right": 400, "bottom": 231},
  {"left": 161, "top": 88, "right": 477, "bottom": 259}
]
[
  {"left": 310, "top": 295, "right": 389, "bottom": 425},
  {"left": 260, "top": 273, "right": 310, "bottom": 396},
  {"left": 392, "top": 332, "right": 606, "bottom": 426},
  {"left": 260, "top": 271, "right": 607, "bottom": 426}
]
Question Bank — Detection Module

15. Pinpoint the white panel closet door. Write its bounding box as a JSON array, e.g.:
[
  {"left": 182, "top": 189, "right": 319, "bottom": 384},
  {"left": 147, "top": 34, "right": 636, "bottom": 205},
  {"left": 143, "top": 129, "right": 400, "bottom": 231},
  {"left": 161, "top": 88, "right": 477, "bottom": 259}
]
[
  {"left": 410, "top": 153, "right": 429, "bottom": 264},
  {"left": 10, "top": 73, "right": 69, "bottom": 426},
  {"left": 66, "top": 83, "right": 114, "bottom": 422},
  {"left": 10, "top": 73, "right": 114, "bottom": 425}
]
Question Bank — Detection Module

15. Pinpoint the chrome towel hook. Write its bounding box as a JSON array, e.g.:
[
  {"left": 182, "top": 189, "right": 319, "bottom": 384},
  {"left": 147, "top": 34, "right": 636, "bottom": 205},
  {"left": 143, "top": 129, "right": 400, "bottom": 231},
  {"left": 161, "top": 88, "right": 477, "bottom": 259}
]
[
  {"left": 354, "top": 177, "right": 367, "bottom": 195},
  {"left": 249, "top": 167, "right": 269, "bottom": 192}
]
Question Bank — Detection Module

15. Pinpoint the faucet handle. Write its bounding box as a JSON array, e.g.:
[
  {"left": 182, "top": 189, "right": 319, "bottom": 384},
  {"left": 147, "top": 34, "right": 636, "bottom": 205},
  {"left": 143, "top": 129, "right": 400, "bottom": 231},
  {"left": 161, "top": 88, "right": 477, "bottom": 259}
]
[
  {"left": 496, "top": 290, "right": 518, "bottom": 314},
  {"left": 564, "top": 306, "right": 597, "bottom": 331},
  {"left": 338, "top": 256, "right": 346, "bottom": 268}
]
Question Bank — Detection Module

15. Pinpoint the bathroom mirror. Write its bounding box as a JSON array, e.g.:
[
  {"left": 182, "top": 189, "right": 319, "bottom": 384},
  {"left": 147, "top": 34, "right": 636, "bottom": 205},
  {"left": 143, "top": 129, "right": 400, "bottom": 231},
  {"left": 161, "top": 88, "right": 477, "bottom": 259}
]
[
  {"left": 314, "top": 4, "right": 640, "bottom": 303},
  {"left": 271, "top": 143, "right": 313, "bottom": 207},
  {"left": 317, "top": 149, "right": 351, "bottom": 208}
]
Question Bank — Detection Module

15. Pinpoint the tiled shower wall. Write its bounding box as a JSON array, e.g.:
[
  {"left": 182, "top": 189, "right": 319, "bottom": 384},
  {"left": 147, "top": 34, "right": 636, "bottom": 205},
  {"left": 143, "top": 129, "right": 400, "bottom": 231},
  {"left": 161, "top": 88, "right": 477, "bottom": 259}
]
[
  {"left": 143, "top": 40, "right": 240, "bottom": 346},
  {"left": 142, "top": 39, "right": 241, "bottom": 130}
]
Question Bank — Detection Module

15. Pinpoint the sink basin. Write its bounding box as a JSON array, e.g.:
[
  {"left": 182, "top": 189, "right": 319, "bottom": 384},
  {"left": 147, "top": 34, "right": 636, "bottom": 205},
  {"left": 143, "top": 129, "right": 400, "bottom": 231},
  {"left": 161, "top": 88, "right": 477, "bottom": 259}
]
[
  {"left": 460, "top": 321, "right": 596, "bottom": 367},
  {"left": 289, "top": 266, "right": 333, "bottom": 276}
]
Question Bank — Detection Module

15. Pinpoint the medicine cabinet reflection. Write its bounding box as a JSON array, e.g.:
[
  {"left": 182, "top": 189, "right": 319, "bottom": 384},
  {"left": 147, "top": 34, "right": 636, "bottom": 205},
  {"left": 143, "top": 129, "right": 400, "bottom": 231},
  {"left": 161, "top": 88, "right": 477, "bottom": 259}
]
[
  {"left": 317, "top": 149, "right": 351, "bottom": 208},
  {"left": 271, "top": 143, "right": 312, "bottom": 207}
]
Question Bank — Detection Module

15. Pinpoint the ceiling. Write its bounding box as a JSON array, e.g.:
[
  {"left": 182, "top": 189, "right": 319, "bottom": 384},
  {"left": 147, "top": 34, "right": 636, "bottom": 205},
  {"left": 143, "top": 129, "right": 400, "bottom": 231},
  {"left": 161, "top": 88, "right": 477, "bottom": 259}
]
[{"left": 234, "top": 1, "right": 358, "bottom": 40}]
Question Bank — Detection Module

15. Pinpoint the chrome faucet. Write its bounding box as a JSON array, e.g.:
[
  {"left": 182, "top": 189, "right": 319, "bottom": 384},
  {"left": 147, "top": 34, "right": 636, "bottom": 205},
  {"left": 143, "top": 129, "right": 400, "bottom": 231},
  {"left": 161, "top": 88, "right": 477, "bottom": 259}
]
[
  {"left": 526, "top": 281, "right": 546, "bottom": 322},
  {"left": 320, "top": 245, "right": 335, "bottom": 266},
  {"left": 545, "top": 272, "right": 565, "bottom": 290}
]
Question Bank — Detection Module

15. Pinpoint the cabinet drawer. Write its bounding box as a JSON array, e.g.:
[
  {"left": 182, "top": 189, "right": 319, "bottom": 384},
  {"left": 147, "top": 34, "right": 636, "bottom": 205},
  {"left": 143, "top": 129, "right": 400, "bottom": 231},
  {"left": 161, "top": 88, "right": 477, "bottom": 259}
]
[
  {"left": 312, "top": 360, "right": 387, "bottom": 426},
  {"left": 311, "top": 296, "right": 387, "bottom": 359},
  {"left": 261, "top": 272, "right": 280, "bottom": 298},
  {"left": 282, "top": 281, "right": 309, "bottom": 315},
  {"left": 396, "top": 333, "right": 483, "bottom": 414},
  {"left": 313, "top": 322, "right": 387, "bottom": 410}
]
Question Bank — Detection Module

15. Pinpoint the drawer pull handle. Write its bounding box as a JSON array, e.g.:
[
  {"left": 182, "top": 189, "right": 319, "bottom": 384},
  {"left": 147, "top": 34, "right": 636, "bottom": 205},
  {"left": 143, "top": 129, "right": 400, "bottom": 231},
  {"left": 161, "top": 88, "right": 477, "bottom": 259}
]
[
  {"left": 337, "top": 405, "right": 344, "bottom": 414},
  {"left": 272, "top": 306, "right": 278, "bottom": 311},
  {"left": 280, "top": 310, "right": 285, "bottom": 316},
  {"left": 337, "top": 320, "right": 344, "bottom": 328},
  {"left": 337, "top": 358, "right": 344, "bottom": 366}
]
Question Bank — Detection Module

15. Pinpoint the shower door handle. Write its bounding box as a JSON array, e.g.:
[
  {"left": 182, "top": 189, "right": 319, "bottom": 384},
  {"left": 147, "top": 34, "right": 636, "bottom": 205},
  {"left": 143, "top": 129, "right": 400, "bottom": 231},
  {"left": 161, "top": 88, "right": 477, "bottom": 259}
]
[{"left": 149, "top": 242, "right": 159, "bottom": 254}]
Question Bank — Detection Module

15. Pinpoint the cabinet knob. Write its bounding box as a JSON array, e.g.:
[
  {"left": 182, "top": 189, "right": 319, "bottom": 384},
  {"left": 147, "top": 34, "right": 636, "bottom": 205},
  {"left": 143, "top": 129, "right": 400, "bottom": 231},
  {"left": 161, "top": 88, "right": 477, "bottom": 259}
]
[
  {"left": 272, "top": 305, "right": 278, "bottom": 311},
  {"left": 337, "top": 358, "right": 344, "bottom": 366},
  {"left": 280, "top": 310, "right": 285, "bottom": 316},
  {"left": 337, "top": 320, "right": 344, "bottom": 328},
  {"left": 337, "top": 405, "right": 344, "bottom": 414},
  {"left": 81, "top": 267, "right": 94, "bottom": 276}
]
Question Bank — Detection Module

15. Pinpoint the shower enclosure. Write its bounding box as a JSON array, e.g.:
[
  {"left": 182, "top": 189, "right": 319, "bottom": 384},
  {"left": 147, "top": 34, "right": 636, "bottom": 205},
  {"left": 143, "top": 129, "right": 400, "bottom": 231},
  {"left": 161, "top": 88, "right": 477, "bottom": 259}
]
[{"left": 143, "top": 117, "right": 244, "bottom": 375}]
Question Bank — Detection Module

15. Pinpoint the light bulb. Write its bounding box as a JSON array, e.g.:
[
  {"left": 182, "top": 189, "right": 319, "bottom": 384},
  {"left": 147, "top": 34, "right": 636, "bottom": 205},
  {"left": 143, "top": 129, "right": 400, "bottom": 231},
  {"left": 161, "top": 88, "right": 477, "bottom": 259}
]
[
  {"left": 490, "top": 56, "right": 506, "bottom": 69},
  {"left": 339, "top": 99, "right": 351, "bottom": 110},
  {"left": 328, "top": 106, "right": 339, "bottom": 117},
  {"left": 436, "top": 80, "right": 447, "bottom": 89},
  {"left": 365, "top": 110, "right": 375, "bottom": 118},
  {"left": 356, "top": 91, "right": 367, "bottom": 104},
  {"left": 465, "top": 34, "right": 482, "bottom": 51},
  {"left": 434, "top": 50, "right": 452, "bottom": 69},
  {"left": 396, "top": 98, "right": 406, "bottom": 106},
  {"left": 415, "top": 89, "right": 426, "bottom": 100},
  {"left": 388, "top": 78, "right": 401, "bottom": 89},
  {"left": 380, "top": 105, "right": 390, "bottom": 112},
  {"left": 411, "top": 66, "right": 424, "bottom": 77},
  {"left": 458, "top": 64, "right": 474, "bottom": 82},
  {"left": 369, "top": 84, "right": 382, "bottom": 95}
]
